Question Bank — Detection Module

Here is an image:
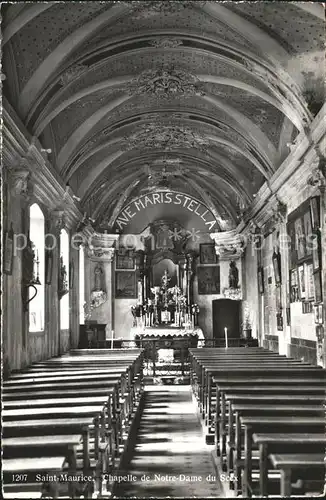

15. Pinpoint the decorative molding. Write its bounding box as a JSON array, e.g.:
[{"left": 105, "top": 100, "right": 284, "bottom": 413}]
[
  {"left": 122, "top": 123, "right": 210, "bottom": 153},
  {"left": 51, "top": 210, "right": 66, "bottom": 232},
  {"left": 59, "top": 64, "right": 88, "bottom": 86},
  {"left": 148, "top": 38, "right": 183, "bottom": 48},
  {"left": 86, "top": 233, "right": 119, "bottom": 261},
  {"left": 90, "top": 290, "right": 107, "bottom": 308},
  {"left": 124, "top": 65, "right": 206, "bottom": 99},
  {"left": 210, "top": 230, "right": 245, "bottom": 260},
  {"left": 271, "top": 199, "right": 287, "bottom": 224},
  {"left": 307, "top": 158, "right": 326, "bottom": 191},
  {"left": 223, "top": 287, "right": 242, "bottom": 300},
  {"left": 10, "top": 168, "right": 33, "bottom": 200},
  {"left": 121, "top": 1, "right": 205, "bottom": 19},
  {"left": 3, "top": 104, "right": 84, "bottom": 230}
]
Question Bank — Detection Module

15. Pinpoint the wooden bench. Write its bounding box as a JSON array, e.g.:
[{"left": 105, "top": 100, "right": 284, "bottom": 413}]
[
  {"left": 3, "top": 434, "right": 83, "bottom": 498},
  {"left": 2, "top": 349, "right": 144, "bottom": 498},
  {"left": 3, "top": 456, "right": 67, "bottom": 499},
  {"left": 253, "top": 433, "right": 326, "bottom": 496},
  {"left": 224, "top": 394, "right": 326, "bottom": 473},
  {"left": 269, "top": 453, "right": 325, "bottom": 497},
  {"left": 238, "top": 416, "right": 325, "bottom": 497}
]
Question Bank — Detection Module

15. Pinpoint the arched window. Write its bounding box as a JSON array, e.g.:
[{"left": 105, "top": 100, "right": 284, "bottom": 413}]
[
  {"left": 29, "top": 204, "right": 45, "bottom": 332},
  {"left": 79, "top": 246, "right": 85, "bottom": 324},
  {"left": 60, "top": 229, "right": 70, "bottom": 330}
]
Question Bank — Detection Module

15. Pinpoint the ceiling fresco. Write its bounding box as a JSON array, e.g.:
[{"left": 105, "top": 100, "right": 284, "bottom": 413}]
[{"left": 2, "top": 1, "right": 325, "bottom": 232}]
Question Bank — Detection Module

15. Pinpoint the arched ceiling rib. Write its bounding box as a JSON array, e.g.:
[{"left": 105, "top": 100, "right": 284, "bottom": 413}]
[{"left": 2, "top": 1, "right": 324, "bottom": 231}]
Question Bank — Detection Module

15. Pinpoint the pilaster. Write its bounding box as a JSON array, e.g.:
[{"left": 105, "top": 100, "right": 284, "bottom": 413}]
[{"left": 85, "top": 233, "right": 119, "bottom": 339}]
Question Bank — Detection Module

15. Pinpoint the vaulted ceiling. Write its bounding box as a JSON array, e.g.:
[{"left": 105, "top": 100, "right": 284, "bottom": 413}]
[{"left": 2, "top": 1, "right": 325, "bottom": 231}]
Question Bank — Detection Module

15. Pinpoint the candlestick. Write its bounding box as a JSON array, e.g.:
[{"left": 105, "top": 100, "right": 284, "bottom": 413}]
[{"left": 224, "top": 327, "right": 228, "bottom": 349}]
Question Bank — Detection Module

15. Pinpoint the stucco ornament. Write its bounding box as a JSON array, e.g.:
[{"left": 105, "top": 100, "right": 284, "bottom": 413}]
[
  {"left": 90, "top": 290, "right": 107, "bottom": 309},
  {"left": 125, "top": 65, "right": 205, "bottom": 99},
  {"left": 123, "top": 123, "right": 210, "bottom": 153}
]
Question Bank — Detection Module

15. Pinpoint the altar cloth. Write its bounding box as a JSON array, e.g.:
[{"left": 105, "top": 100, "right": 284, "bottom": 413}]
[{"left": 131, "top": 326, "right": 204, "bottom": 339}]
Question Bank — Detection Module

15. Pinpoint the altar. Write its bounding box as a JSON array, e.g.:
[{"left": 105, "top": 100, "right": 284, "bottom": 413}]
[
  {"left": 131, "top": 325, "right": 204, "bottom": 384},
  {"left": 128, "top": 243, "right": 203, "bottom": 383}
]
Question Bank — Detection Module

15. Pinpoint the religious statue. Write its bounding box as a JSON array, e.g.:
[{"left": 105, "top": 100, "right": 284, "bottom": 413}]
[
  {"left": 94, "top": 264, "right": 103, "bottom": 291},
  {"left": 229, "top": 260, "right": 239, "bottom": 289}
]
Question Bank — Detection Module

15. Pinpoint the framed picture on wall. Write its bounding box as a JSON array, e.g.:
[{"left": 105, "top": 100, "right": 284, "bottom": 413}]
[
  {"left": 294, "top": 217, "right": 306, "bottom": 260},
  {"left": 313, "top": 270, "right": 322, "bottom": 303},
  {"left": 116, "top": 251, "right": 135, "bottom": 270},
  {"left": 257, "top": 266, "right": 264, "bottom": 294},
  {"left": 272, "top": 250, "right": 281, "bottom": 285},
  {"left": 306, "top": 263, "right": 315, "bottom": 300},
  {"left": 197, "top": 266, "right": 220, "bottom": 295},
  {"left": 275, "top": 285, "right": 282, "bottom": 311},
  {"left": 3, "top": 224, "right": 14, "bottom": 275},
  {"left": 318, "top": 304, "right": 323, "bottom": 324},
  {"left": 200, "top": 243, "right": 217, "bottom": 264},
  {"left": 303, "top": 211, "right": 313, "bottom": 256},
  {"left": 115, "top": 271, "right": 137, "bottom": 298},
  {"left": 45, "top": 250, "right": 53, "bottom": 285},
  {"left": 312, "top": 233, "right": 321, "bottom": 271},
  {"left": 276, "top": 312, "right": 283, "bottom": 331},
  {"left": 298, "top": 264, "right": 306, "bottom": 300},
  {"left": 310, "top": 196, "right": 320, "bottom": 231}
]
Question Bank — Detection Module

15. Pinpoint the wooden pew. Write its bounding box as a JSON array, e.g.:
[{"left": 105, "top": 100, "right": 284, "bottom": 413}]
[
  {"left": 2, "top": 349, "right": 144, "bottom": 498},
  {"left": 269, "top": 453, "right": 325, "bottom": 497},
  {"left": 3, "top": 456, "right": 67, "bottom": 499},
  {"left": 204, "top": 365, "right": 324, "bottom": 437},
  {"left": 253, "top": 433, "right": 326, "bottom": 496},
  {"left": 224, "top": 394, "right": 326, "bottom": 474},
  {"left": 3, "top": 435, "right": 82, "bottom": 498},
  {"left": 238, "top": 415, "right": 325, "bottom": 497}
]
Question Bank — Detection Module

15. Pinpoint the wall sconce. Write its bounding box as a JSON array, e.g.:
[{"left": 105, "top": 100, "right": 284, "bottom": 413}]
[
  {"left": 22, "top": 236, "right": 41, "bottom": 312},
  {"left": 58, "top": 256, "right": 69, "bottom": 299}
]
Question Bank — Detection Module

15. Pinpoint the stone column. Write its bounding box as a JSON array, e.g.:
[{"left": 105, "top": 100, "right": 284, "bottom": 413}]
[{"left": 85, "top": 233, "right": 119, "bottom": 341}]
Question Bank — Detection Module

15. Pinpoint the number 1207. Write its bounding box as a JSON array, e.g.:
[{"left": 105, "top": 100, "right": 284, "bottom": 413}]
[{"left": 12, "top": 474, "right": 28, "bottom": 482}]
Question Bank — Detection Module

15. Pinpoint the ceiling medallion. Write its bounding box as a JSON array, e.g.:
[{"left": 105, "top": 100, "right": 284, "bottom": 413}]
[
  {"left": 59, "top": 63, "right": 88, "bottom": 86},
  {"left": 122, "top": 123, "right": 210, "bottom": 153},
  {"left": 148, "top": 38, "right": 183, "bottom": 48},
  {"left": 125, "top": 65, "right": 205, "bottom": 99}
]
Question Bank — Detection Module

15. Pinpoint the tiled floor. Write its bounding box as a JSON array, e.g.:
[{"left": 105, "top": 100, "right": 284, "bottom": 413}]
[{"left": 114, "top": 386, "right": 224, "bottom": 498}]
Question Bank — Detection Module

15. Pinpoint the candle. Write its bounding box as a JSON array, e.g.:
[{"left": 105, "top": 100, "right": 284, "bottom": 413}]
[
  {"left": 224, "top": 327, "right": 228, "bottom": 349},
  {"left": 111, "top": 330, "right": 114, "bottom": 349}
]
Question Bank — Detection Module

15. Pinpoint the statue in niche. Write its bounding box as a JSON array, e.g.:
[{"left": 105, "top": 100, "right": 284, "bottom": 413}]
[
  {"left": 91, "top": 265, "right": 107, "bottom": 308},
  {"left": 229, "top": 260, "right": 239, "bottom": 289},
  {"left": 94, "top": 265, "right": 103, "bottom": 291},
  {"left": 156, "top": 224, "right": 174, "bottom": 250}
]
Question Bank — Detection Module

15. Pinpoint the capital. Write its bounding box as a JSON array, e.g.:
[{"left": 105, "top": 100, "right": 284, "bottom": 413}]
[
  {"left": 210, "top": 230, "right": 245, "bottom": 260},
  {"left": 86, "top": 232, "right": 119, "bottom": 261},
  {"left": 10, "top": 168, "right": 33, "bottom": 200},
  {"left": 307, "top": 158, "right": 326, "bottom": 192},
  {"left": 50, "top": 210, "right": 66, "bottom": 232}
]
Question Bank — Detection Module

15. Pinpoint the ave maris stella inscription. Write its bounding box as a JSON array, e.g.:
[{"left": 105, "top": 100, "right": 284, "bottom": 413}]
[{"left": 113, "top": 191, "right": 218, "bottom": 232}]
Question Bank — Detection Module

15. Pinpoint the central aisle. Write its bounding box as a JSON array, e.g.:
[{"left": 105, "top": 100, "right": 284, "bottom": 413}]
[{"left": 114, "top": 386, "right": 224, "bottom": 498}]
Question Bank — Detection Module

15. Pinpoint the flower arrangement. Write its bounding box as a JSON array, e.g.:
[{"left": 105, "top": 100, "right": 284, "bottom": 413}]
[{"left": 191, "top": 303, "right": 200, "bottom": 315}]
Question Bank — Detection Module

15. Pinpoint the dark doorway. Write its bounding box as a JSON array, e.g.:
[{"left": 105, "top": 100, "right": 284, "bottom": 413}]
[{"left": 213, "top": 299, "right": 241, "bottom": 339}]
